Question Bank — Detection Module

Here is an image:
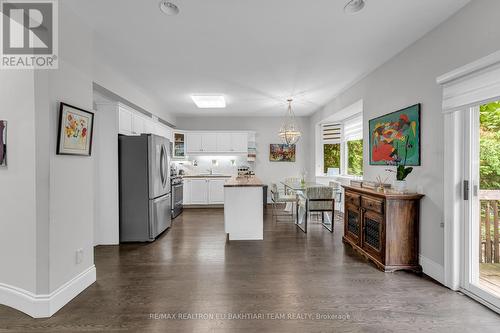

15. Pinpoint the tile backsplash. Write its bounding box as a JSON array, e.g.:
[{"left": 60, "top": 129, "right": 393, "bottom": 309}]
[{"left": 172, "top": 155, "right": 252, "bottom": 176}]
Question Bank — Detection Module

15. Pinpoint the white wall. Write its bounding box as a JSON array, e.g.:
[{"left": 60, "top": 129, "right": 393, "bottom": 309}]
[
  {"left": 0, "top": 71, "right": 37, "bottom": 293},
  {"left": 45, "top": 3, "right": 95, "bottom": 293},
  {"left": 309, "top": 0, "right": 500, "bottom": 272},
  {"left": 93, "top": 103, "right": 119, "bottom": 246},
  {"left": 175, "top": 117, "right": 311, "bottom": 191}
]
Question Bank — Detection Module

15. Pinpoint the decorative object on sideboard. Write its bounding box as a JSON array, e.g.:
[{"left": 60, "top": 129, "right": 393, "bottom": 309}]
[
  {"left": 385, "top": 135, "right": 414, "bottom": 193},
  {"left": 375, "top": 175, "right": 390, "bottom": 192},
  {"left": 0, "top": 120, "right": 6, "bottom": 166},
  {"left": 269, "top": 144, "right": 296, "bottom": 162},
  {"left": 369, "top": 104, "right": 421, "bottom": 166},
  {"left": 56, "top": 103, "right": 94, "bottom": 156},
  {"left": 278, "top": 99, "right": 301, "bottom": 144},
  {"left": 350, "top": 180, "right": 363, "bottom": 188}
]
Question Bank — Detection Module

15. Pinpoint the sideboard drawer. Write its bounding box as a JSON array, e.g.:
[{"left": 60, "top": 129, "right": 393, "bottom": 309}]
[
  {"left": 345, "top": 192, "right": 361, "bottom": 206},
  {"left": 362, "top": 196, "right": 384, "bottom": 214}
]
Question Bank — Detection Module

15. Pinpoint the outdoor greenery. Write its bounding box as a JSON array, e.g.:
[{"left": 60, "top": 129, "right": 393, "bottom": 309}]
[
  {"left": 323, "top": 143, "right": 340, "bottom": 174},
  {"left": 323, "top": 140, "right": 364, "bottom": 176},
  {"left": 347, "top": 140, "right": 363, "bottom": 176},
  {"left": 480, "top": 101, "right": 500, "bottom": 190}
]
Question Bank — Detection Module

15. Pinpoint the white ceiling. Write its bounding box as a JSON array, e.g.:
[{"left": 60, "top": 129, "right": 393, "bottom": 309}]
[{"left": 66, "top": 0, "right": 470, "bottom": 117}]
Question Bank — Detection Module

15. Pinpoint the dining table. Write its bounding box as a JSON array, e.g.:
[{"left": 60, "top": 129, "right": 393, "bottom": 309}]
[{"left": 280, "top": 180, "right": 343, "bottom": 232}]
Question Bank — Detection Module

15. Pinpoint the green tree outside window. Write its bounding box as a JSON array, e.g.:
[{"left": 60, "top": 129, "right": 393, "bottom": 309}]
[{"left": 347, "top": 139, "right": 363, "bottom": 176}]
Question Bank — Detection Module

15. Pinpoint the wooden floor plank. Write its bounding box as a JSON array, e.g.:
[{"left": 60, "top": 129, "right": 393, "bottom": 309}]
[{"left": 0, "top": 208, "right": 499, "bottom": 332}]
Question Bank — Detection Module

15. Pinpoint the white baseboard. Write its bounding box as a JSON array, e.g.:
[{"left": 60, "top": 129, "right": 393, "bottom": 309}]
[
  {"left": 0, "top": 265, "right": 96, "bottom": 318},
  {"left": 419, "top": 255, "right": 445, "bottom": 284}
]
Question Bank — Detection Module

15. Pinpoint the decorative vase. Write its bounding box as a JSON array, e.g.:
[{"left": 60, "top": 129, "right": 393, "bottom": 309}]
[{"left": 393, "top": 180, "right": 408, "bottom": 193}]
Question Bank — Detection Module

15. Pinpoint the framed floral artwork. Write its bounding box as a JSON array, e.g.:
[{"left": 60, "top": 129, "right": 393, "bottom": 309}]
[
  {"left": 269, "top": 144, "right": 296, "bottom": 162},
  {"left": 56, "top": 103, "right": 94, "bottom": 156}
]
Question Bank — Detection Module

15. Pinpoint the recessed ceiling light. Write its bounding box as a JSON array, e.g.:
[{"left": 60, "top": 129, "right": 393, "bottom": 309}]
[
  {"left": 191, "top": 95, "right": 226, "bottom": 108},
  {"left": 344, "top": 0, "right": 366, "bottom": 14},
  {"left": 159, "top": 0, "right": 179, "bottom": 16}
]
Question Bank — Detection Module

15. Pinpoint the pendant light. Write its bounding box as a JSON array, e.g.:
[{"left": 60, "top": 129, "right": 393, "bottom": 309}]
[{"left": 279, "top": 99, "right": 302, "bottom": 145}]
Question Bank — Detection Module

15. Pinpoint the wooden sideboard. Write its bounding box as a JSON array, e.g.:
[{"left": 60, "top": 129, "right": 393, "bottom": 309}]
[{"left": 342, "top": 185, "right": 424, "bottom": 273}]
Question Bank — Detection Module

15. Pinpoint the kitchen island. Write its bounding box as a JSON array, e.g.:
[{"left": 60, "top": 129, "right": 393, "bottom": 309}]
[{"left": 224, "top": 176, "right": 264, "bottom": 240}]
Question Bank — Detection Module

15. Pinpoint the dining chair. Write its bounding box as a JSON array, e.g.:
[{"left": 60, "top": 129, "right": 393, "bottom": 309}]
[
  {"left": 270, "top": 183, "right": 297, "bottom": 222},
  {"left": 295, "top": 186, "right": 335, "bottom": 233},
  {"left": 329, "top": 181, "right": 343, "bottom": 208}
]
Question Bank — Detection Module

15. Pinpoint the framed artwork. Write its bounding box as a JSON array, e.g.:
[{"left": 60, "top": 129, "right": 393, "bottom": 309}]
[
  {"left": 369, "top": 104, "right": 421, "bottom": 166},
  {"left": 270, "top": 144, "right": 296, "bottom": 162},
  {"left": 0, "top": 120, "right": 6, "bottom": 166},
  {"left": 57, "top": 103, "right": 94, "bottom": 156}
]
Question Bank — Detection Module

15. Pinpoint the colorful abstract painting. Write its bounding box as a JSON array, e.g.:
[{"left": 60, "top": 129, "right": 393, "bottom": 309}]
[
  {"left": 57, "top": 103, "right": 94, "bottom": 156},
  {"left": 369, "top": 104, "right": 421, "bottom": 166},
  {"left": 270, "top": 144, "right": 296, "bottom": 162},
  {"left": 0, "top": 120, "right": 6, "bottom": 166}
]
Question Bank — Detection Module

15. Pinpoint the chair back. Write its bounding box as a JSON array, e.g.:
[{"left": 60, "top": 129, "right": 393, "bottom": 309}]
[
  {"left": 306, "top": 186, "right": 334, "bottom": 211},
  {"left": 329, "top": 181, "right": 341, "bottom": 190},
  {"left": 270, "top": 183, "right": 278, "bottom": 201}
]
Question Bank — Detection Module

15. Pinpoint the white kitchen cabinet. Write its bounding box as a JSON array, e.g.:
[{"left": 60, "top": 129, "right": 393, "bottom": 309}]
[
  {"left": 208, "top": 179, "right": 226, "bottom": 204},
  {"left": 132, "top": 114, "right": 144, "bottom": 134},
  {"left": 143, "top": 119, "right": 156, "bottom": 135},
  {"left": 186, "top": 133, "right": 203, "bottom": 153},
  {"left": 190, "top": 179, "right": 208, "bottom": 204},
  {"left": 183, "top": 179, "right": 192, "bottom": 205},
  {"left": 231, "top": 133, "right": 248, "bottom": 152},
  {"left": 118, "top": 107, "right": 132, "bottom": 134},
  {"left": 216, "top": 133, "right": 232, "bottom": 152},
  {"left": 202, "top": 133, "right": 217, "bottom": 152}
]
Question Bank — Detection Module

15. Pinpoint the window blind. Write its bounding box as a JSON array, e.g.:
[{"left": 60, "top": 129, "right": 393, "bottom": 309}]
[
  {"left": 344, "top": 114, "right": 363, "bottom": 141},
  {"left": 322, "top": 123, "right": 342, "bottom": 143}
]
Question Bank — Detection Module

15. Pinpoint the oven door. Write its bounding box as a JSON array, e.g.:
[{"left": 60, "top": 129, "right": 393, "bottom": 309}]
[{"left": 172, "top": 183, "right": 183, "bottom": 208}]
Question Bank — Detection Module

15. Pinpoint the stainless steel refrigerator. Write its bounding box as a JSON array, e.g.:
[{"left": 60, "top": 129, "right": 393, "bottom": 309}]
[{"left": 119, "top": 134, "right": 172, "bottom": 242}]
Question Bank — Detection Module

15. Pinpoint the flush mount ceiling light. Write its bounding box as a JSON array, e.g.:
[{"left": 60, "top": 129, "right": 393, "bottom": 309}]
[
  {"left": 344, "top": 0, "right": 366, "bottom": 14},
  {"left": 191, "top": 95, "right": 226, "bottom": 108},
  {"left": 159, "top": 0, "right": 180, "bottom": 16}
]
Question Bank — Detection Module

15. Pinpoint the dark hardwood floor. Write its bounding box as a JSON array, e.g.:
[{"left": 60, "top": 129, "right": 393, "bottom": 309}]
[{"left": 1, "top": 208, "right": 499, "bottom": 332}]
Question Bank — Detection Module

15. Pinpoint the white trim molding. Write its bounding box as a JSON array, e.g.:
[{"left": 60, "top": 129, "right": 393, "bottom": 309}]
[
  {"left": 438, "top": 49, "right": 500, "bottom": 292},
  {"left": 419, "top": 255, "right": 445, "bottom": 285},
  {"left": 437, "top": 50, "right": 500, "bottom": 113},
  {"left": 0, "top": 265, "right": 96, "bottom": 318}
]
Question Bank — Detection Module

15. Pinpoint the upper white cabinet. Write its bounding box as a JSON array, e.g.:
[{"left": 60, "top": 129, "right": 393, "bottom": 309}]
[
  {"left": 231, "top": 133, "right": 248, "bottom": 153},
  {"left": 118, "top": 104, "right": 173, "bottom": 140},
  {"left": 186, "top": 132, "right": 248, "bottom": 154},
  {"left": 118, "top": 107, "right": 133, "bottom": 134},
  {"left": 132, "top": 115, "right": 144, "bottom": 134},
  {"left": 202, "top": 133, "right": 217, "bottom": 152},
  {"left": 216, "top": 133, "right": 232, "bottom": 152},
  {"left": 186, "top": 133, "right": 203, "bottom": 153}
]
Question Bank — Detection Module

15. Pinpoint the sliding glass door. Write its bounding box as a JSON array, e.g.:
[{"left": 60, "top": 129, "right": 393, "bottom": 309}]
[{"left": 462, "top": 101, "right": 500, "bottom": 310}]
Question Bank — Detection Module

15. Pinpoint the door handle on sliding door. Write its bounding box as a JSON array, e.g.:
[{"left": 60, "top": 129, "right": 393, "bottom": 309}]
[{"left": 463, "top": 180, "right": 469, "bottom": 201}]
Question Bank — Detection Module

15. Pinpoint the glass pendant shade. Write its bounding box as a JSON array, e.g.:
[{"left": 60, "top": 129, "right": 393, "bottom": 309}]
[{"left": 279, "top": 99, "right": 302, "bottom": 145}]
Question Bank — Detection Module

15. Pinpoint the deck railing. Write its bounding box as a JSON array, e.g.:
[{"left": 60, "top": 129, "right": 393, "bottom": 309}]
[{"left": 480, "top": 190, "right": 500, "bottom": 263}]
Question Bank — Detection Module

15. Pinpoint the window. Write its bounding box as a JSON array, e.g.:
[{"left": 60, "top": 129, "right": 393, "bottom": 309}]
[
  {"left": 319, "top": 113, "right": 363, "bottom": 177},
  {"left": 324, "top": 143, "right": 341, "bottom": 174},
  {"left": 347, "top": 139, "right": 363, "bottom": 176}
]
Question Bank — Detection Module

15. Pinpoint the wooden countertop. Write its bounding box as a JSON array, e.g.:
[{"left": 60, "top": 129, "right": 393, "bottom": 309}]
[
  {"left": 182, "top": 175, "right": 232, "bottom": 178},
  {"left": 224, "top": 176, "right": 264, "bottom": 187},
  {"left": 342, "top": 185, "right": 424, "bottom": 200}
]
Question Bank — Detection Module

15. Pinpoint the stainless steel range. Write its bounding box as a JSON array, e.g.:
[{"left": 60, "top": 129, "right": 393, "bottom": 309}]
[{"left": 171, "top": 175, "right": 183, "bottom": 219}]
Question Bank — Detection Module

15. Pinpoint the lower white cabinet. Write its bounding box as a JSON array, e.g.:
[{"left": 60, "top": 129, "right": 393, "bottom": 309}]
[
  {"left": 208, "top": 179, "right": 226, "bottom": 204},
  {"left": 183, "top": 178, "right": 228, "bottom": 205},
  {"left": 190, "top": 179, "right": 208, "bottom": 204}
]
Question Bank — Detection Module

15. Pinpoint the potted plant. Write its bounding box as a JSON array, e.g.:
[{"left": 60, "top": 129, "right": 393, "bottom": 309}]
[{"left": 387, "top": 136, "right": 413, "bottom": 193}]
